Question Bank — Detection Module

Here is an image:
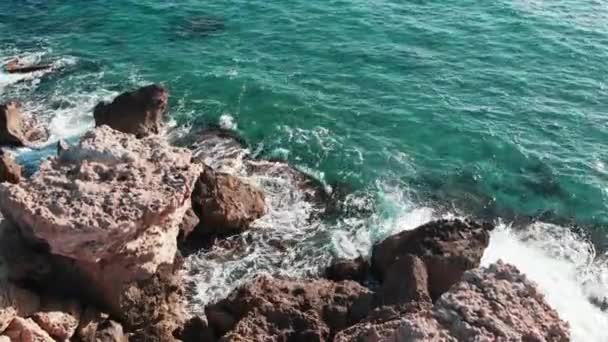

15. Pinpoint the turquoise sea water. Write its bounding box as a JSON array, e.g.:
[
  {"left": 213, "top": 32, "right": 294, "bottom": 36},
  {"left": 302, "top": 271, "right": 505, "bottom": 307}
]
[{"left": 2, "top": 1, "right": 608, "bottom": 339}]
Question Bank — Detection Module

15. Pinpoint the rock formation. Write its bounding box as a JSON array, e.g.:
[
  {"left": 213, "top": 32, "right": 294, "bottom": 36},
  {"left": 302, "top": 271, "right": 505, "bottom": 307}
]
[
  {"left": 4, "top": 59, "right": 51, "bottom": 74},
  {"left": 204, "top": 276, "right": 374, "bottom": 341},
  {"left": 334, "top": 262, "right": 570, "bottom": 342},
  {"left": 0, "top": 126, "right": 201, "bottom": 339},
  {"left": 94, "top": 85, "right": 169, "bottom": 138},
  {"left": 191, "top": 166, "right": 266, "bottom": 236},
  {"left": 372, "top": 219, "right": 493, "bottom": 300},
  {"left": 0, "top": 150, "right": 21, "bottom": 184},
  {"left": 325, "top": 256, "right": 370, "bottom": 284},
  {"left": 0, "top": 102, "right": 49, "bottom": 147}
]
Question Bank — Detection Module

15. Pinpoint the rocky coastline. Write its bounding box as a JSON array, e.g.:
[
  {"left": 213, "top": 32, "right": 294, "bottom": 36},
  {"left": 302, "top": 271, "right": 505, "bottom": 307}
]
[{"left": 0, "top": 83, "right": 570, "bottom": 341}]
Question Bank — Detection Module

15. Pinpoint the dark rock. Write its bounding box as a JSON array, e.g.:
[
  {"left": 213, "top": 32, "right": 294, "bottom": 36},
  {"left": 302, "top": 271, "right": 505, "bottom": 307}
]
[
  {"left": 324, "top": 256, "right": 369, "bottom": 284},
  {"left": 0, "top": 150, "right": 21, "bottom": 184},
  {"left": 178, "top": 316, "right": 215, "bottom": 342},
  {"left": 93, "top": 84, "right": 168, "bottom": 138},
  {"left": 378, "top": 254, "right": 430, "bottom": 307},
  {"left": 191, "top": 166, "right": 266, "bottom": 236},
  {"left": 205, "top": 276, "right": 374, "bottom": 341},
  {"left": 4, "top": 59, "right": 52, "bottom": 74},
  {"left": 56, "top": 139, "right": 70, "bottom": 157},
  {"left": 372, "top": 219, "right": 493, "bottom": 301}
]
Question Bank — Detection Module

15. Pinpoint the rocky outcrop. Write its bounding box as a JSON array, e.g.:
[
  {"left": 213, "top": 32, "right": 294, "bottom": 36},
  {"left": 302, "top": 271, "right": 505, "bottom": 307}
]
[
  {"left": 325, "top": 256, "right": 369, "bottom": 284},
  {"left": 0, "top": 102, "right": 49, "bottom": 147},
  {"left": 3, "top": 317, "right": 54, "bottom": 342},
  {"left": 0, "top": 283, "right": 40, "bottom": 334},
  {"left": 4, "top": 59, "right": 51, "bottom": 74},
  {"left": 334, "top": 262, "right": 570, "bottom": 342},
  {"left": 94, "top": 85, "right": 169, "bottom": 138},
  {"left": 205, "top": 276, "right": 374, "bottom": 341},
  {"left": 191, "top": 166, "right": 266, "bottom": 237},
  {"left": 31, "top": 298, "right": 81, "bottom": 340},
  {"left": 372, "top": 219, "right": 493, "bottom": 300},
  {"left": 0, "top": 150, "right": 21, "bottom": 184},
  {"left": 0, "top": 126, "right": 201, "bottom": 338}
]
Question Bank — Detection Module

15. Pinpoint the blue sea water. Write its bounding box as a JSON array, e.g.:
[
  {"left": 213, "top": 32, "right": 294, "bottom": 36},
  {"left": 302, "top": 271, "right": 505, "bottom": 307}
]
[{"left": 1, "top": 0, "right": 608, "bottom": 340}]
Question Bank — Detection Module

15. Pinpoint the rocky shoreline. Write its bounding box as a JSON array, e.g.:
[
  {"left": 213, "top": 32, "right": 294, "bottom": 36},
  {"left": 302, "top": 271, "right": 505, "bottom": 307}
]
[{"left": 0, "top": 84, "right": 570, "bottom": 341}]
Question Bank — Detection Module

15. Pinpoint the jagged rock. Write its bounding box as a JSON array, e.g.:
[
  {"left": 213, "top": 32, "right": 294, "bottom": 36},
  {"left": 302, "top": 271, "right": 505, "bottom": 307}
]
[
  {"left": 325, "top": 256, "right": 369, "bottom": 284},
  {"left": 93, "top": 85, "right": 168, "bottom": 138},
  {"left": 3, "top": 317, "right": 54, "bottom": 342},
  {"left": 206, "top": 276, "right": 374, "bottom": 341},
  {"left": 75, "top": 307, "right": 127, "bottom": 342},
  {"left": 379, "top": 254, "right": 430, "bottom": 307},
  {"left": 0, "top": 126, "right": 200, "bottom": 336},
  {"left": 178, "top": 207, "right": 200, "bottom": 240},
  {"left": 372, "top": 219, "right": 493, "bottom": 300},
  {"left": 334, "top": 262, "right": 570, "bottom": 342},
  {"left": 32, "top": 298, "right": 81, "bottom": 340},
  {"left": 0, "top": 102, "right": 48, "bottom": 147},
  {"left": 0, "top": 150, "right": 21, "bottom": 184},
  {"left": 191, "top": 166, "right": 266, "bottom": 236},
  {"left": 0, "top": 283, "right": 40, "bottom": 333},
  {"left": 178, "top": 316, "right": 215, "bottom": 342}
]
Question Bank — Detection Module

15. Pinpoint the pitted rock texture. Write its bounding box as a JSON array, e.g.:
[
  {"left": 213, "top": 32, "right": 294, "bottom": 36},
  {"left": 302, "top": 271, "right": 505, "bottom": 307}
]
[
  {"left": 0, "top": 283, "right": 40, "bottom": 334},
  {"left": 372, "top": 219, "right": 493, "bottom": 300},
  {"left": 94, "top": 84, "right": 168, "bottom": 138},
  {"left": 205, "top": 276, "right": 374, "bottom": 341},
  {"left": 0, "top": 125, "right": 201, "bottom": 267},
  {"left": 0, "top": 150, "right": 21, "bottom": 184},
  {"left": 333, "top": 262, "right": 570, "bottom": 342}
]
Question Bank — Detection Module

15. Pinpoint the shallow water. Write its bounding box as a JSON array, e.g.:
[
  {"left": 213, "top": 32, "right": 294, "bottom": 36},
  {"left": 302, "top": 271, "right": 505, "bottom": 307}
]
[{"left": 1, "top": 1, "right": 608, "bottom": 340}]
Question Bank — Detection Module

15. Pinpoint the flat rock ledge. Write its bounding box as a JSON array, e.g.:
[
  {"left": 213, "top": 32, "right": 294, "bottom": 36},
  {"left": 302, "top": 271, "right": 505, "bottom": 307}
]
[{"left": 0, "top": 126, "right": 201, "bottom": 340}]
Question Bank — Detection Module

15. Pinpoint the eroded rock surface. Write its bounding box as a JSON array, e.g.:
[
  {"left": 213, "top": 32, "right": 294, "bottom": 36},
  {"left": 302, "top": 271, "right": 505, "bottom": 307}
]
[
  {"left": 94, "top": 85, "right": 169, "bottom": 138},
  {"left": 0, "top": 283, "right": 40, "bottom": 334},
  {"left": 0, "top": 126, "right": 200, "bottom": 336},
  {"left": 205, "top": 276, "right": 374, "bottom": 341},
  {"left": 334, "top": 262, "right": 570, "bottom": 342},
  {"left": 0, "top": 150, "right": 21, "bottom": 184},
  {"left": 0, "top": 102, "right": 48, "bottom": 147},
  {"left": 372, "top": 219, "right": 493, "bottom": 300}
]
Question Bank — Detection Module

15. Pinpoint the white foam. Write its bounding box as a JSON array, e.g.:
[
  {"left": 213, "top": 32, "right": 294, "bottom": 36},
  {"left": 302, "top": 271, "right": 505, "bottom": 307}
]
[
  {"left": 219, "top": 113, "right": 237, "bottom": 130},
  {"left": 482, "top": 223, "right": 608, "bottom": 342}
]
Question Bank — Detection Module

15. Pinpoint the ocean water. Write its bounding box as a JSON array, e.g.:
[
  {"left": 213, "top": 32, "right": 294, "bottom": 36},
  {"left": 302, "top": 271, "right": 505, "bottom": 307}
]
[{"left": 1, "top": 0, "right": 608, "bottom": 340}]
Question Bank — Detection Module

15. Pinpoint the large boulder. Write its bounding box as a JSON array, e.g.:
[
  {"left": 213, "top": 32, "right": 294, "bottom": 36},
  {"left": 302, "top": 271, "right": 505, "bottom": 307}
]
[
  {"left": 0, "top": 102, "right": 48, "bottom": 147},
  {"left": 334, "top": 262, "right": 570, "bottom": 342},
  {"left": 0, "top": 126, "right": 201, "bottom": 334},
  {"left": 372, "top": 219, "right": 493, "bottom": 300},
  {"left": 0, "top": 150, "right": 21, "bottom": 184},
  {"left": 205, "top": 276, "right": 374, "bottom": 341},
  {"left": 93, "top": 85, "right": 169, "bottom": 138},
  {"left": 191, "top": 166, "right": 266, "bottom": 236}
]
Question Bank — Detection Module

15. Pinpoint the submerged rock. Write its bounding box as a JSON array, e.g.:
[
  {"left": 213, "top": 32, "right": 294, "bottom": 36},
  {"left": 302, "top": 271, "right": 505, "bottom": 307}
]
[
  {"left": 4, "top": 59, "right": 52, "bottom": 74},
  {"left": 372, "top": 219, "right": 493, "bottom": 300},
  {"left": 94, "top": 84, "right": 169, "bottom": 138},
  {"left": 0, "top": 126, "right": 200, "bottom": 336},
  {"left": 334, "top": 262, "right": 570, "bottom": 342},
  {"left": 205, "top": 276, "right": 374, "bottom": 341},
  {"left": 191, "top": 166, "right": 266, "bottom": 236},
  {"left": 0, "top": 150, "right": 21, "bottom": 184}
]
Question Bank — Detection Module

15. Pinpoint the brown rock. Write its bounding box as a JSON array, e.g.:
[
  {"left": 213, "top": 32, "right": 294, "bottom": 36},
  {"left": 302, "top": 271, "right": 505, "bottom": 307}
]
[
  {"left": 0, "top": 283, "right": 40, "bottom": 333},
  {"left": 372, "top": 219, "right": 493, "bottom": 300},
  {"left": 32, "top": 298, "right": 81, "bottom": 340},
  {"left": 334, "top": 262, "right": 570, "bottom": 342},
  {"left": 0, "top": 150, "right": 21, "bottom": 184},
  {"left": 93, "top": 84, "right": 169, "bottom": 138},
  {"left": 325, "top": 256, "right": 369, "bottom": 283},
  {"left": 379, "top": 254, "right": 430, "bottom": 307},
  {"left": 76, "top": 307, "right": 127, "bottom": 342},
  {"left": 206, "top": 276, "right": 373, "bottom": 341},
  {"left": 178, "top": 207, "right": 200, "bottom": 241},
  {"left": 3, "top": 317, "right": 54, "bottom": 342},
  {"left": 191, "top": 167, "right": 266, "bottom": 236},
  {"left": 4, "top": 59, "right": 51, "bottom": 74},
  {"left": 0, "top": 102, "right": 26, "bottom": 147}
]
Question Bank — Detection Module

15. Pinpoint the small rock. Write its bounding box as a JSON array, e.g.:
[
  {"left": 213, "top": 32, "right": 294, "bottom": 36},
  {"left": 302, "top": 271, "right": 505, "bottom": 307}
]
[
  {"left": 93, "top": 84, "right": 168, "bottom": 138},
  {"left": 325, "top": 256, "right": 369, "bottom": 283},
  {"left": 32, "top": 298, "right": 81, "bottom": 340},
  {"left": 0, "top": 150, "right": 21, "bottom": 184},
  {"left": 0, "top": 283, "right": 41, "bottom": 333}
]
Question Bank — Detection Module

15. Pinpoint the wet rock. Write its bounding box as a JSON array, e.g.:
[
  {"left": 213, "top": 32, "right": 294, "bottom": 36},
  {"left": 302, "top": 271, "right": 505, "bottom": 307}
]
[
  {"left": 372, "top": 219, "right": 493, "bottom": 300},
  {"left": 56, "top": 139, "right": 70, "bottom": 157},
  {"left": 4, "top": 59, "right": 51, "bottom": 74},
  {"left": 206, "top": 276, "right": 374, "bottom": 341},
  {"left": 0, "top": 127, "right": 200, "bottom": 337},
  {"left": 325, "top": 256, "right": 369, "bottom": 284},
  {"left": 94, "top": 85, "right": 169, "bottom": 138},
  {"left": 178, "top": 207, "right": 200, "bottom": 241},
  {"left": 0, "top": 150, "right": 21, "bottom": 184},
  {"left": 31, "top": 298, "right": 81, "bottom": 340},
  {"left": 0, "top": 102, "right": 49, "bottom": 147},
  {"left": 334, "top": 262, "right": 570, "bottom": 342},
  {"left": 0, "top": 283, "right": 40, "bottom": 333},
  {"left": 3, "top": 317, "right": 54, "bottom": 342},
  {"left": 379, "top": 254, "right": 430, "bottom": 307},
  {"left": 191, "top": 166, "right": 266, "bottom": 236}
]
